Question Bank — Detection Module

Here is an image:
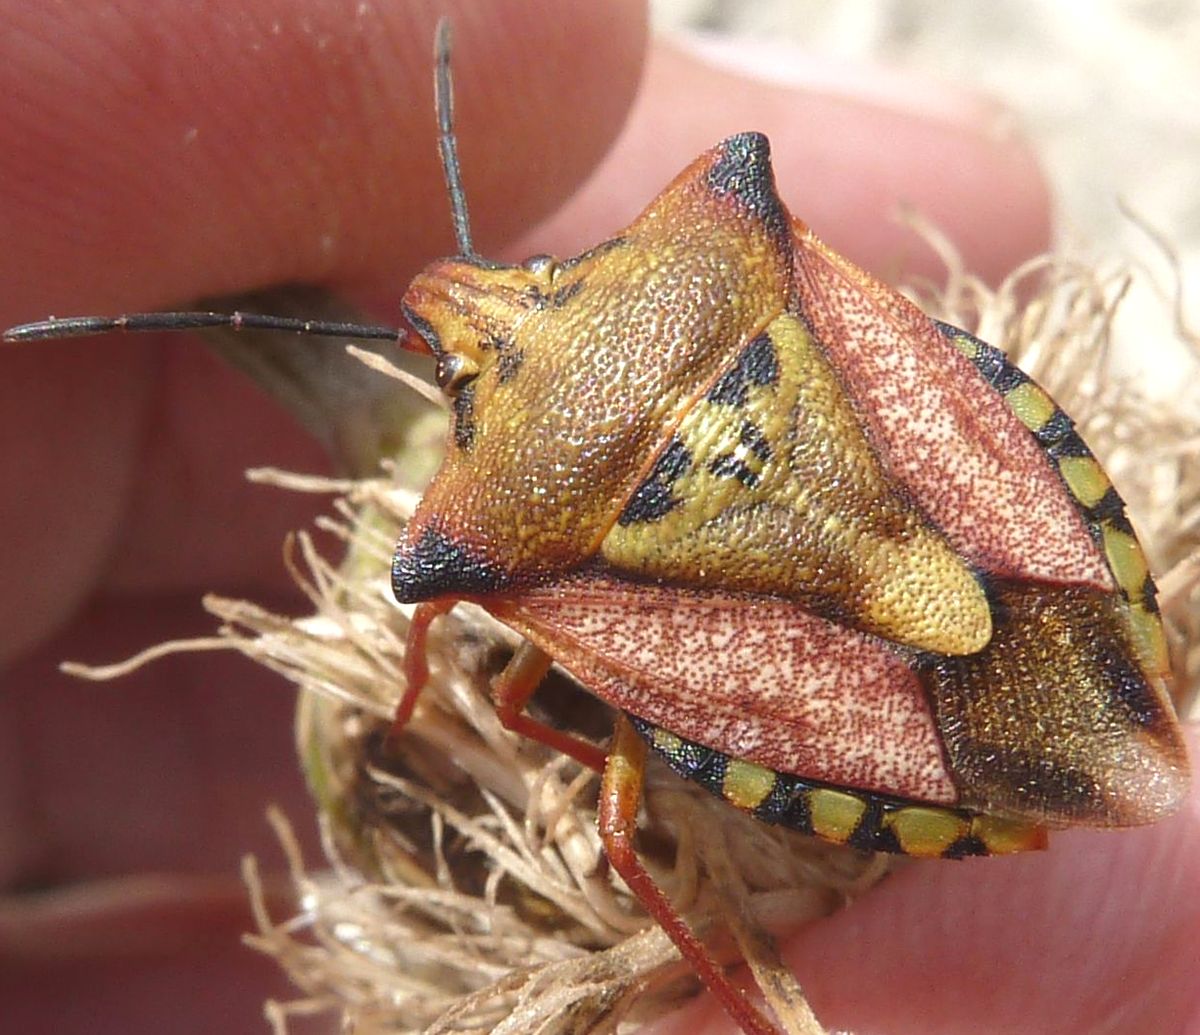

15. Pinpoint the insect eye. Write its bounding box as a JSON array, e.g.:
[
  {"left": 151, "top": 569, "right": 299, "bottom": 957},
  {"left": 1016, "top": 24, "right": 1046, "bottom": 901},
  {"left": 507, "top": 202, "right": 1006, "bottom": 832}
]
[
  {"left": 435, "top": 354, "right": 478, "bottom": 395},
  {"left": 522, "top": 254, "right": 558, "bottom": 278}
]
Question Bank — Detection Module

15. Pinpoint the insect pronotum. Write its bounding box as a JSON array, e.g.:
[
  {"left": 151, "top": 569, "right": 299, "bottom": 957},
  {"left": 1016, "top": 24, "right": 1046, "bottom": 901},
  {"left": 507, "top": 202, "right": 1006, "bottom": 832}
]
[{"left": 6, "top": 19, "right": 1190, "bottom": 1035}]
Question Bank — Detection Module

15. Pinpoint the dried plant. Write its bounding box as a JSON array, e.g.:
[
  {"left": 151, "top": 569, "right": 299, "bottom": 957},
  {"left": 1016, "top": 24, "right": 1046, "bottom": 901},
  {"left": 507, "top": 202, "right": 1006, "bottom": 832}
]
[{"left": 68, "top": 239, "right": 1200, "bottom": 1034}]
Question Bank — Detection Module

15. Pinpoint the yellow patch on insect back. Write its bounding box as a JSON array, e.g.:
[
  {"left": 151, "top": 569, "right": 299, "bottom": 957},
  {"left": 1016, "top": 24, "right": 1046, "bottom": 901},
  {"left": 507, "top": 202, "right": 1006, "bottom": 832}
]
[
  {"left": 1102, "top": 523, "right": 1149, "bottom": 598},
  {"left": 884, "top": 806, "right": 969, "bottom": 857},
  {"left": 947, "top": 332, "right": 980, "bottom": 360},
  {"left": 1057, "top": 455, "right": 1112, "bottom": 509},
  {"left": 601, "top": 311, "right": 992, "bottom": 656},
  {"left": 971, "top": 815, "right": 1048, "bottom": 854},
  {"left": 651, "top": 727, "right": 683, "bottom": 755},
  {"left": 857, "top": 535, "right": 992, "bottom": 656},
  {"left": 1004, "top": 381, "right": 1056, "bottom": 433},
  {"left": 808, "top": 789, "right": 867, "bottom": 843},
  {"left": 722, "top": 759, "right": 777, "bottom": 810},
  {"left": 1127, "top": 601, "right": 1170, "bottom": 674}
]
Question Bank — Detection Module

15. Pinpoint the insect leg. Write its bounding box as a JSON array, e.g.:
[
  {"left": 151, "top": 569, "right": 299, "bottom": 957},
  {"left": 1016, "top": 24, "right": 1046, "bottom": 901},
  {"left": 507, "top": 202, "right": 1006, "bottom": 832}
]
[
  {"left": 598, "top": 715, "right": 784, "bottom": 1035},
  {"left": 391, "top": 599, "right": 459, "bottom": 739},
  {"left": 493, "top": 641, "right": 607, "bottom": 772}
]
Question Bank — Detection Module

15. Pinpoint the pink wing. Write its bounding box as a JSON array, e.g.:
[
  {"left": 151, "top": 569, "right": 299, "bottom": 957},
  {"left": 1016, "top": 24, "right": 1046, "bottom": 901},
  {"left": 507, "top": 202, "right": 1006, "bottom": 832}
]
[
  {"left": 792, "top": 226, "right": 1112, "bottom": 589},
  {"left": 490, "top": 573, "right": 960, "bottom": 806}
]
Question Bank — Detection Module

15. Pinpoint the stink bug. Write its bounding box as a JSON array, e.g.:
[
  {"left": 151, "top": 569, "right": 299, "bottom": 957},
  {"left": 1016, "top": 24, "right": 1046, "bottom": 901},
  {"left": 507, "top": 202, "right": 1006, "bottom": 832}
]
[{"left": 6, "top": 20, "right": 1190, "bottom": 1035}]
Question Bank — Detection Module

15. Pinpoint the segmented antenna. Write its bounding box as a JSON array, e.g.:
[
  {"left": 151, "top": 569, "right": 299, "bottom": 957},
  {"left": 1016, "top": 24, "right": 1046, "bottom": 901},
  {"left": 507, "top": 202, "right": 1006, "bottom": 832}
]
[
  {"left": 3, "top": 311, "right": 402, "bottom": 344},
  {"left": 434, "top": 18, "right": 475, "bottom": 258}
]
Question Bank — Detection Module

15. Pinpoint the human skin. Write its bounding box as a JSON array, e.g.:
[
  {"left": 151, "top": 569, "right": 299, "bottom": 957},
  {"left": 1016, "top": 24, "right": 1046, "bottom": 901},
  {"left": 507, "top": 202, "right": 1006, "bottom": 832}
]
[{"left": 1, "top": 2, "right": 1196, "bottom": 1034}]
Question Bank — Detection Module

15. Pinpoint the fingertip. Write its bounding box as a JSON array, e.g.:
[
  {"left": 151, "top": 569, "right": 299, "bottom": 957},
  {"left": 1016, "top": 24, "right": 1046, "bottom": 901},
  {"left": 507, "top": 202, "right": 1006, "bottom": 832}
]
[
  {"left": 788, "top": 748, "right": 1199, "bottom": 1032},
  {"left": 652, "top": 724, "right": 1199, "bottom": 1035},
  {"left": 514, "top": 38, "right": 1051, "bottom": 287},
  {"left": 0, "top": 0, "right": 648, "bottom": 320}
]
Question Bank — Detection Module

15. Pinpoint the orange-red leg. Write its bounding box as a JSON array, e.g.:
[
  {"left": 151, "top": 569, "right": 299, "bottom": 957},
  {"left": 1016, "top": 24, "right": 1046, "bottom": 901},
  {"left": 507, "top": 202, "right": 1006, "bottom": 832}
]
[
  {"left": 391, "top": 598, "right": 458, "bottom": 739},
  {"left": 397, "top": 605, "right": 605, "bottom": 772},
  {"left": 493, "top": 641, "right": 607, "bottom": 772},
  {"left": 598, "top": 715, "right": 783, "bottom": 1035}
]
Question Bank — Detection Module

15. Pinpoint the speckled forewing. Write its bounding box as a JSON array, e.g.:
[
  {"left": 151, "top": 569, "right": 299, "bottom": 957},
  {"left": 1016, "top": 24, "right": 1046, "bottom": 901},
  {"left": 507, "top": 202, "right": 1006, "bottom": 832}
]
[
  {"left": 490, "top": 576, "right": 960, "bottom": 805},
  {"left": 790, "top": 225, "right": 1112, "bottom": 589},
  {"left": 396, "top": 129, "right": 1188, "bottom": 829}
]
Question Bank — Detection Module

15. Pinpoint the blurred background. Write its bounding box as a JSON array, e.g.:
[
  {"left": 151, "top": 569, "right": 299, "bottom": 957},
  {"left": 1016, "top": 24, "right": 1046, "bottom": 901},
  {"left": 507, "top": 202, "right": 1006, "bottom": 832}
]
[{"left": 653, "top": 0, "right": 1200, "bottom": 396}]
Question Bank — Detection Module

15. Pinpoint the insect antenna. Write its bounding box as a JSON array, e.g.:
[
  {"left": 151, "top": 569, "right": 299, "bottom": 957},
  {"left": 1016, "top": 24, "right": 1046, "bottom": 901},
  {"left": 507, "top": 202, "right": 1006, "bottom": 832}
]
[
  {"left": 3, "top": 310, "right": 403, "bottom": 345},
  {"left": 433, "top": 18, "right": 476, "bottom": 258},
  {"left": 5, "top": 20, "right": 473, "bottom": 347}
]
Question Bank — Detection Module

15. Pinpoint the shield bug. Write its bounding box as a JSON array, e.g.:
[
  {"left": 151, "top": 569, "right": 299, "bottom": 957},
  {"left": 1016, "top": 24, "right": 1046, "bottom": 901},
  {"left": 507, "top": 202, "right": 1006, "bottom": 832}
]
[{"left": 6, "top": 19, "right": 1190, "bottom": 1035}]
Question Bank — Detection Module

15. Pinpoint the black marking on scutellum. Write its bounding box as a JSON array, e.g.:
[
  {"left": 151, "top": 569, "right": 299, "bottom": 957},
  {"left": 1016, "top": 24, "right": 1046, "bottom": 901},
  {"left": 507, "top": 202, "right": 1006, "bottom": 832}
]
[
  {"left": 618, "top": 437, "right": 693, "bottom": 525},
  {"left": 707, "top": 132, "right": 790, "bottom": 247},
  {"left": 391, "top": 528, "right": 508, "bottom": 602},
  {"left": 706, "top": 332, "right": 779, "bottom": 407},
  {"left": 708, "top": 454, "right": 759, "bottom": 487},
  {"left": 709, "top": 419, "right": 772, "bottom": 486},
  {"left": 740, "top": 419, "right": 772, "bottom": 461}
]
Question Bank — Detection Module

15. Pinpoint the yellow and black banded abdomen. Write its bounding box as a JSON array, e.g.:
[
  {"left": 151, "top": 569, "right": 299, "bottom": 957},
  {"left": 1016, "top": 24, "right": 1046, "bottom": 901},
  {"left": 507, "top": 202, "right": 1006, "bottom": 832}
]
[
  {"left": 937, "top": 322, "right": 1168, "bottom": 685},
  {"left": 628, "top": 715, "right": 1047, "bottom": 858}
]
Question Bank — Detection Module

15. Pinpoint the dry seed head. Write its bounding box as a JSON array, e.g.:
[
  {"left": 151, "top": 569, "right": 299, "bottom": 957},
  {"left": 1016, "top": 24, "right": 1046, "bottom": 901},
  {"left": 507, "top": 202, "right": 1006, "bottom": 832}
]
[{"left": 71, "top": 244, "right": 1200, "bottom": 1034}]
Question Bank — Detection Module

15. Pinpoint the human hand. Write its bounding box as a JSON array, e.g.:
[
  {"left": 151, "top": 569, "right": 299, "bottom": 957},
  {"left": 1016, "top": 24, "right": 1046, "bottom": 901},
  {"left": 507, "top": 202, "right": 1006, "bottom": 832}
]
[{"left": 3, "top": 2, "right": 1194, "bottom": 1033}]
